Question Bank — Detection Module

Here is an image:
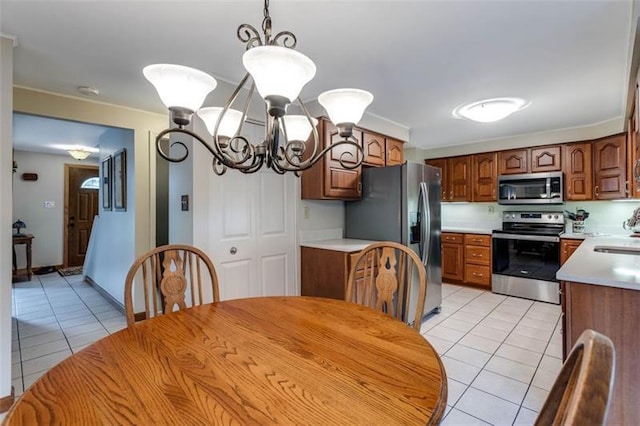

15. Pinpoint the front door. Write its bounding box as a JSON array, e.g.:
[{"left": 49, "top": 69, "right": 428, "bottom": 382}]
[{"left": 65, "top": 164, "right": 99, "bottom": 267}]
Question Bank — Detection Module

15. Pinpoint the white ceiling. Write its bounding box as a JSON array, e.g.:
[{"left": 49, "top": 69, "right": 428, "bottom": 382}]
[{"left": 1, "top": 0, "right": 637, "bottom": 151}]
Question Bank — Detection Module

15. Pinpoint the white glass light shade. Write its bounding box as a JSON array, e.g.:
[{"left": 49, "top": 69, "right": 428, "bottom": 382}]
[
  {"left": 282, "top": 116, "right": 318, "bottom": 142},
  {"left": 197, "top": 107, "right": 244, "bottom": 138},
  {"left": 242, "top": 46, "right": 316, "bottom": 102},
  {"left": 67, "top": 149, "right": 91, "bottom": 160},
  {"left": 143, "top": 64, "right": 217, "bottom": 112},
  {"left": 318, "top": 88, "right": 373, "bottom": 125},
  {"left": 453, "top": 97, "right": 529, "bottom": 123}
]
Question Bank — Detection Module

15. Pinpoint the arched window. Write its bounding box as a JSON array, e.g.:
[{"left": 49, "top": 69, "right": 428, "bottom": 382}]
[{"left": 80, "top": 177, "right": 100, "bottom": 190}]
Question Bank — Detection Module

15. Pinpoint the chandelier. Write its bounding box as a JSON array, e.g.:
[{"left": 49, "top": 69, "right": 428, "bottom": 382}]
[{"left": 144, "top": 0, "right": 373, "bottom": 175}]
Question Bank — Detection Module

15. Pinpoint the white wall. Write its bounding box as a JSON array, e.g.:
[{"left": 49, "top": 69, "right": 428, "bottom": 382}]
[
  {"left": 83, "top": 128, "right": 135, "bottom": 304},
  {"left": 0, "top": 35, "right": 15, "bottom": 405},
  {"left": 12, "top": 151, "right": 98, "bottom": 268}
]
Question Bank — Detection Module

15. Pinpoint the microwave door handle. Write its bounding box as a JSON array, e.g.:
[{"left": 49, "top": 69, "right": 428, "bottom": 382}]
[
  {"left": 546, "top": 179, "right": 551, "bottom": 199},
  {"left": 420, "top": 182, "right": 430, "bottom": 264}
]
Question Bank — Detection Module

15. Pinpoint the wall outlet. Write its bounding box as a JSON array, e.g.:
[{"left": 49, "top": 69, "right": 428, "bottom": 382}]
[
  {"left": 44, "top": 201, "right": 55, "bottom": 209},
  {"left": 488, "top": 205, "right": 495, "bottom": 214},
  {"left": 303, "top": 206, "right": 310, "bottom": 219}
]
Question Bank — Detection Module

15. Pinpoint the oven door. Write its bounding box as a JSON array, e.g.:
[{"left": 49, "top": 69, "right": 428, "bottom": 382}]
[{"left": 491, "top": 233, "right": 561, "bottom": 304}]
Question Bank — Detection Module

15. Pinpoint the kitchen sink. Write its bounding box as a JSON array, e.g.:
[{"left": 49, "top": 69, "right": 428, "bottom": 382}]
[{"left": 593, "top": 245, "right": 640, "bottom": 256}]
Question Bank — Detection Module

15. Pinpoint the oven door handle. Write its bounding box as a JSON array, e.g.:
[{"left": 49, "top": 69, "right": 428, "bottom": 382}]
[{"left": 492, "top": 233, "right": 560, "bottom": 243}]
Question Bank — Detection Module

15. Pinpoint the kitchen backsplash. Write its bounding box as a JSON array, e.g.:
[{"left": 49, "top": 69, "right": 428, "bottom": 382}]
[{"left": 442, "top": 200, "right": 640, "bottom": 234}]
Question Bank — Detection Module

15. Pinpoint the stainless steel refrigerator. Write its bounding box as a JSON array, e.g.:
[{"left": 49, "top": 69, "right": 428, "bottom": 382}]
[{"left": 345, "top": 162, "right": 442, "bottom": 325}]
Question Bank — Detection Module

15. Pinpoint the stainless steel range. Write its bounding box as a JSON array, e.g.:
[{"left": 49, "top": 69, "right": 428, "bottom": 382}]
[{"left": 492, "top": 211, "right": 564, "bottom": 304}]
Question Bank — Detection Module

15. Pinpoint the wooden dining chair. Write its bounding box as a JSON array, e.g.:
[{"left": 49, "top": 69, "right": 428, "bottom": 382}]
[
  {"left": 124, "top": 244, "right": 220, "bottom": 327},
  {"left": 346, "top": 241, "right": 427, "bottom": 332},
  {"left": 534, "top": 329, "right": 615, "bottom": 426}
]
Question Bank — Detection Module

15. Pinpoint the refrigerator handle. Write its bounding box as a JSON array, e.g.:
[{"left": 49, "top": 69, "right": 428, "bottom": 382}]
[{"left": 419, "top": 182, "right": 430, "bottom": 264}]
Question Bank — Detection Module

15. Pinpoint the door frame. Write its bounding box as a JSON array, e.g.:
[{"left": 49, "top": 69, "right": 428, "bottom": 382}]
[{"left": 63, "top": 163, "right": 99, "bottom": 268}]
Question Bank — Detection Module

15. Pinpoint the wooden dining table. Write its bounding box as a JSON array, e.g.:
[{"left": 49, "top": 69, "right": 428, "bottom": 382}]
[{"left": 4, "top": 297, "right": 447, "bottom": 425}]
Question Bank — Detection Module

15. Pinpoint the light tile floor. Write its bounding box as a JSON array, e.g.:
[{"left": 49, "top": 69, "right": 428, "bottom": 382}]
[
  {"left": 7, "top": 275, "right": 561, "bottom": 426},
  {"left": 421, "top": 283, "right": 563, "bottom": 425},
  {"left": 10, "top": 272, "right": 127, "bottom": 398}
]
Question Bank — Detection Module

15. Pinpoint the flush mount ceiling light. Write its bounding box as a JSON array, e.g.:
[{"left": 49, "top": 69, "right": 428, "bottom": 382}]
[
  {"left": 453, "top": 97, "right": 530, "bottom": 123},
  {"left": 144, "top": 0, "right": 373, "bottom": 175},
  {"left": 67, "top": 148, "right": 92, "bottom": 160}
]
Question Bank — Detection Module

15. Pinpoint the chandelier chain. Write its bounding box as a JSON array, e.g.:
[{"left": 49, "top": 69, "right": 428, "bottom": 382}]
[{"left": 262, "top": 0, "right": 272, "bottom": 42}]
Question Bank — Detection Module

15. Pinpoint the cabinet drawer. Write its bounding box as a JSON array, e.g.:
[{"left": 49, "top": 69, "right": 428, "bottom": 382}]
[
  {"left": 464, "top": 234, "right": 491, "bottom": 247},
  {"left": 442, "top": 233, "right": 464, "bottom": 244},
  {"left": 465, "top": 264, "right": 491, "bottom": 286},
  {"left": 465, "top": 246, "right": 490, "bottom": 266}
]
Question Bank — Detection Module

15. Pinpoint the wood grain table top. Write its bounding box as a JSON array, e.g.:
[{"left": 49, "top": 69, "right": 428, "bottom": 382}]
[{"left": 4, "top": 297, "right": 447, "bottom": 425}]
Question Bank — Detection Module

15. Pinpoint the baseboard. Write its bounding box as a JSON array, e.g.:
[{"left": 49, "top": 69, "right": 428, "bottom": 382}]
[
  {"left": 84, "top": 276, "right": 125, "bottom": 314},
  {"left": 0, "top": 386, "right": 15, "bottom": 413}
]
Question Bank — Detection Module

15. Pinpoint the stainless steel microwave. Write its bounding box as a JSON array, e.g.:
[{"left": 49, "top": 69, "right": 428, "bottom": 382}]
[{"left": 497, "top": 172, "right": 563, "bottom": 205}]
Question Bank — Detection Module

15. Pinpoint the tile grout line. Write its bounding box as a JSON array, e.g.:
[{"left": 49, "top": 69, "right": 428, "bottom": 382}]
[{"left": 435, "top": 285, "right": 561, "bottom": 424}]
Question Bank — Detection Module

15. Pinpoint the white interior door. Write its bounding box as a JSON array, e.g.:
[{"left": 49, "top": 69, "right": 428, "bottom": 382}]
[{"left": 208, "top": 123, "right": 297, "bottom": 300}]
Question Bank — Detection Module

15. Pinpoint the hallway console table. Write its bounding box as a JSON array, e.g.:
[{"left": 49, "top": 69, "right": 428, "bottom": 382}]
[{"left": 12, "top": 234, "right": 34, "bottom": 281}]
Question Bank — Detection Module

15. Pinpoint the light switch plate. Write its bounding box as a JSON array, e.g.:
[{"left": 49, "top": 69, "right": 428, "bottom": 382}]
[{"left": 44, "top": 201, "right": 55, "bottom": 208}]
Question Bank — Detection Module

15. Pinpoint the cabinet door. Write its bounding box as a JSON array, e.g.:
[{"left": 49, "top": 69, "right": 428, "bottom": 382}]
[
  {"left": 627, "top": 101, "right": 640, "bottom": 198},
  {"left": 499, "top": 149, "right": 529, "bottom": 175},
  {"left": 442, "top": 242, "right": 464, "bottom": 281},
  {"left": 386, "top": 138, "right": 404, "bottom": 166},
  {"left": 362, "top": 131, "right": 385, "bottom": 167},
  {"left": 563, "top": 142, "right": 593, "bottom": 201},
  {"left": 472, "top": 152, "right": 497, "bottom": 201},
  {"left": 593, "top": 134, "right": 627, "bottom": 199},
  {"left": 531, "top": 145, "right": 562, "bottom": 172},
  {"left": 425, "top": 158, "right": 448, "bottom": 201},
  {"left": 560, "top": 239, "right": 582, "bottom": 265},
  {"left": 324, "top": 122, "right": 362, "bottom": 199},
  {"left": 448, "top": 156, "right": 471, "bottom": 201}
]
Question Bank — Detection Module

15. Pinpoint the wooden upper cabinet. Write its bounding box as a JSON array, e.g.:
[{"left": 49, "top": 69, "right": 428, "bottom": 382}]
[
  {"left": 386, "top": 138, "right": 404, "bottom": 166},
  {"left": 448, "top": 156, "right": 471, "bottom": 201},
  {"left": 472, "top": 152, "right": 497, "bottom": 202},
  {"left": 530, "top": 145, "right": 561, "bottom": 172},
  {"left": 425, "top": 158, "right": 448, "bottom": 201},
  {"left": 301, "top": 118, "right": 362, "bottom": 200},
  {"left": 362, "top": 131, "right": 385, "bottom": 167},
  {"left": 627, "top": 96, "right": 640, "bottom": 199},
  {"left": 593, "top": 133, "right": 627, "bottom": 200},
  {"left": 563, "top": 142, "right": 593, "bottom": 201},
  {"left": 499, "top": 149, "right": 529, "bottom": 174}
]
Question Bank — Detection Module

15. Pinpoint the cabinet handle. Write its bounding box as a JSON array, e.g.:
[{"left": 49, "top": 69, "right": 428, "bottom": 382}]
[
  {"left": 472, "top": 239, "right": 482, "bottom": 243},
  {"left": 472, "top": 272, "right": 483, "bottom": 277},
  {"left": 634, "top": 159, "right": 640, "bottom": 183},
  {"left": 594, "top": 185, "right": 599, "bottom": 197},
  {"left": 357, "top": 182, "right": 362, "bottom": 193},
  {"left": 449, "top": 190, "right": 453, "bottom": 200},
  {"left": 472, "top": 253, "right": 482, "bottom": 258},
  {"left": 625, "top": 180, "right": 630, "bottom": 195}
]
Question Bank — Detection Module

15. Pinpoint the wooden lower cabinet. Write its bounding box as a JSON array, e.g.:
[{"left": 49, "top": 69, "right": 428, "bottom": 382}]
[
  {"left": 464, "top": 234, "right": 491, "bottom": 288},
  {"left": 301, "top": 247, "right": 355, "bottom": 299},
  {"left": 441, "top": 233, "right": 464, "bottom": 282},
  {"left": 442, "top": 232, "right": 492, "bottom": 287},
  {"left": 562, "top": 281, "right": 640, "bottom": 425},
  {"left": 560, "top": 239, "right": 583, "bottom": 265}
]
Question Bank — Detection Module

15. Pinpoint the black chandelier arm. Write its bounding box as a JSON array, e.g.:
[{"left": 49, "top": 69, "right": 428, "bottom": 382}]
[
  {"left": 237, "top": 23, "right": 264, "bottom": 50},
  {"left": 274, "top": 138, "right": 364, "bottom": 173},
  {"left": 155, "top": 128, "right": 194, "bottom": 163}
]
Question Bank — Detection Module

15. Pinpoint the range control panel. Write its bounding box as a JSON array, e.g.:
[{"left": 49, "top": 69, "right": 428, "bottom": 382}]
[{"left": 502, "top": 211, "right": 564, "bottom": 225}]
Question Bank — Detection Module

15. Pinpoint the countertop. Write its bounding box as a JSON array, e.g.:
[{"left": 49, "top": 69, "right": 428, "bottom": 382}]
[
  {"left": 300, "top": 239, "right": 379, "bottom": 252},
  {"left": 442, "top": 227, "right": 494, "bottom": 235},
  {"left": 556, "top": 235, "right": 640, "bottom": 290}
]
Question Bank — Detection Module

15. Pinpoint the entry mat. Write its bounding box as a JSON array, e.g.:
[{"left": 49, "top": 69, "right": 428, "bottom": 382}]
[{"left": 57, "top": 266, "right": 83, "bottom": 276}]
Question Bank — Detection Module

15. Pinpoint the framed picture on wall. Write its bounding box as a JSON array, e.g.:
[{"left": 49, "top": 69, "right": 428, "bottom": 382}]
[
  {"left": 113, "top": 148, "right": 127, "bottom": 211},
  {"left": 101, "top": 156, "right": 112, "bottom": 210}
]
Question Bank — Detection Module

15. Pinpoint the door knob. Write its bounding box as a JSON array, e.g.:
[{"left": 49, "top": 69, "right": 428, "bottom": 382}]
[{"left": 230, "top": 247, "right": 237, "bottom": 255}]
